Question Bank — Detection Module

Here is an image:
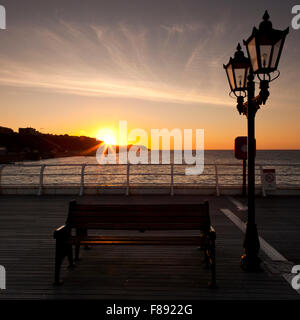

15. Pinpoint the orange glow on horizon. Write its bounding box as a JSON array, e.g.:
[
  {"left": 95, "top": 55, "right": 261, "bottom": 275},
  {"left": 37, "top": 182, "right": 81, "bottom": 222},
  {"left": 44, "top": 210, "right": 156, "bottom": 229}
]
[
  {"left": 74, "top": 125, "right": 300, "bottom": 150},
  {"left": 79, "top": 141, "right": 103, "bottom": 156},
  {"left": 95, "top": 127, "right": 119, "bottom": 146}
]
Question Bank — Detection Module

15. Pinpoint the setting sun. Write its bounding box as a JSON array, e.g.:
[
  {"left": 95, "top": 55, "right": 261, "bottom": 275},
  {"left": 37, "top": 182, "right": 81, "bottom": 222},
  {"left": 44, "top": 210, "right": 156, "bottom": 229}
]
[{"left": 96, "top": 128, "right": 117, "bottom": 145}]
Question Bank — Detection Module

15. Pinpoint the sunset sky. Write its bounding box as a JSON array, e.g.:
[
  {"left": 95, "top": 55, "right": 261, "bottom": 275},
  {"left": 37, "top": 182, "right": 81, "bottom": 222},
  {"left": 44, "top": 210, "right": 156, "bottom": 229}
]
[{"left": 0, "top": 0, "right": 299, "bottom": 149}]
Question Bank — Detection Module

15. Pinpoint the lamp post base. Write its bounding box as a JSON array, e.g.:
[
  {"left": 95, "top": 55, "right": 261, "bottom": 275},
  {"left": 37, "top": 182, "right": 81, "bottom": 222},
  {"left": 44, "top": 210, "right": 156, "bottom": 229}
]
[
  {"left": 241, "top": 254, "right": 262, "bottom": 272},
  {"left": 241, "top": 223, "right": 262, "bottom": 272}
]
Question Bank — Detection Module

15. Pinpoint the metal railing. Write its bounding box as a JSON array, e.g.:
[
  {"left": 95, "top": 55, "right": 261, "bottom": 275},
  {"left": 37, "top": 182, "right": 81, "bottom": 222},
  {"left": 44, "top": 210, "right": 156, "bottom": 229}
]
[{"left": 0, "top": 162, "right": 300, "bottom": 196}]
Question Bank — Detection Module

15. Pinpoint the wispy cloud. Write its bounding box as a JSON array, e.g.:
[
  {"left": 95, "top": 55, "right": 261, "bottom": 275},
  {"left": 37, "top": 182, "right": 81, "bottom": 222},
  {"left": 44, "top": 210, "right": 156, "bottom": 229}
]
[{"left": 0, "top": 19, "right": 231, "bottom": 106}]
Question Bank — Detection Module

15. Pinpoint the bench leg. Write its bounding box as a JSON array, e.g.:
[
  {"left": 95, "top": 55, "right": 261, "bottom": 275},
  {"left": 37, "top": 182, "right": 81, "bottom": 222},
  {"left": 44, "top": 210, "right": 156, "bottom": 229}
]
[
  {"left": 75, "top": 228, "right": 90, "bottom": 259},
  {"left": 54, "top": 239, "right": 74, "bottom": 285},
  {"left": 203, "top": 248, "right": 210, "bottom": 270},
  {"left": 208, "top": 241, "right": 217, "bottom": 289},
  {"left": 67, "top": 244, "right": 75, "bottom": 269},
  {"left": 75, "top": 245, "right": 80, "bottom": 261},
  {"left": 202, "top": 233, "right": 217, "bottom": 289},
  {"left": 54, "top": 241, "right": 65, "bottom": 285},
  {"left": 83, "top": 229, "right": 90, "bottom": 250}
]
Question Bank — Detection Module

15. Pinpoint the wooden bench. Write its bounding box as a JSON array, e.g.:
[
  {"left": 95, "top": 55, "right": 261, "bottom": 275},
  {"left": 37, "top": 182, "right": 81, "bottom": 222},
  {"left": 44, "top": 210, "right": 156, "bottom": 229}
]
[{"left": 53, "top": 200, "right": 217, "bottom": 288}]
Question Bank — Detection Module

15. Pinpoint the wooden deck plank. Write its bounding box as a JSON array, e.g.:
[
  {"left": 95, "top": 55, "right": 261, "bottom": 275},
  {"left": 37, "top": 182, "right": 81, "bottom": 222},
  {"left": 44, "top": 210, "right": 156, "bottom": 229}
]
[{"left": 0, "top": 195, "right": 299, "bottom": 300}]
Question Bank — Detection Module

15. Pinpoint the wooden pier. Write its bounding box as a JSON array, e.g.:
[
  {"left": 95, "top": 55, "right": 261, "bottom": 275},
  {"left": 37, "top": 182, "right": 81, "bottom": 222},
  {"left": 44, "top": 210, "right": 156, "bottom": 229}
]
[{"left": 0, "top": 195, "right": 299, "bottom": 300}]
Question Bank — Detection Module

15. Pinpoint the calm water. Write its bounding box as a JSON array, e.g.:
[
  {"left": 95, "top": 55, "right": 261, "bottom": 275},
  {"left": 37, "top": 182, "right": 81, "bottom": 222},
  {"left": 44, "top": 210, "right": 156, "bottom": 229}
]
[{"left": 2, "top": 150, "right": 300, "bottom": 187}]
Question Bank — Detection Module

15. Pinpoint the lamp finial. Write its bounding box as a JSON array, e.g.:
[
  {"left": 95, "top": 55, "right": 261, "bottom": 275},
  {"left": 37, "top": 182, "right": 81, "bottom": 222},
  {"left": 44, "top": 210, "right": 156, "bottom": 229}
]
[
  {"left": 259, "top": 10, "right": 272, "bottom": 30},
  {"left": 263, "top": 10, "right": 270, "bottom": 21}
]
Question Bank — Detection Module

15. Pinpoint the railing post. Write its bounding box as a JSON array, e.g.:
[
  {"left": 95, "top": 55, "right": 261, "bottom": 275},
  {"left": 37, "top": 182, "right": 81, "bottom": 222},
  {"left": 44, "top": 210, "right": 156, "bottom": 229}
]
[
  {"left": 260, "top": 165, "right": 266, "bottom": 197},
  {"left": 37, "top": 164, "right": 46, "bottom": 196},
  {"left": 79, "top": 164, "right": 86, "bottom": 196},
  {"left": 126, "top": 163, "right": 130, "bottom": 196},
  {"left": 0, "top": 164, "right": 5, "bottom": 194},
  {"left": 170, "top": 164, "right": 174, "bottom": 196},
  {"left": 215, "top": 164, "right": 220, "bottom": 196}
]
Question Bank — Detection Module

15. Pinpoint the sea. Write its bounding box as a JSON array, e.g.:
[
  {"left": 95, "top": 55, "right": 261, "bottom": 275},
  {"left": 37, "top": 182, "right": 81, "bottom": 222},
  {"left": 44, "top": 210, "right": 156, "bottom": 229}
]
[{"left": 1, "top": 150, "right": 300, "bottom": 187}]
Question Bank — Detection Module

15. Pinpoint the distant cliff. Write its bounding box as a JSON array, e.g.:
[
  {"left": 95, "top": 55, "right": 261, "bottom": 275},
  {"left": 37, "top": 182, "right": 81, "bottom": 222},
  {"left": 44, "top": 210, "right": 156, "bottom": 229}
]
[
  {"left": 0, "top": 126, "right": 149, "bottom": 163},
  {"left": 0, "top": 127, "right": 102, "bottom": 162}
]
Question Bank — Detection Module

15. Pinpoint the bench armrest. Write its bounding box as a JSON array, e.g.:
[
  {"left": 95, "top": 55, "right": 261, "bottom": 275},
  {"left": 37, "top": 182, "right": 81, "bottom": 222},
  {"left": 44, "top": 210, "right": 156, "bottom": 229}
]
[{"left": 53, "top": 225, "right": 71, "bottom": 239}]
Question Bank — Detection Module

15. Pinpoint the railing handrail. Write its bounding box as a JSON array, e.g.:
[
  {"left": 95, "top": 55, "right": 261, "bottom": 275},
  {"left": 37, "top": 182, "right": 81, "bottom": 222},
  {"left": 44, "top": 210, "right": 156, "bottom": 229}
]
[
  {"left": 3, "top": 162, "right": 300, "bottom": 167},
  {"left": 1, "top": 162, "right": 300, "bottom": 197}
]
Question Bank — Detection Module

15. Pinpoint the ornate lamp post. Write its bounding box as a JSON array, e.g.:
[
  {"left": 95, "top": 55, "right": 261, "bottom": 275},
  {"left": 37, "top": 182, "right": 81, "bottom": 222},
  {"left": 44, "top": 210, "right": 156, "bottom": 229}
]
[{"left": 223, "top": 11, "right": 289, "bottom": 271}]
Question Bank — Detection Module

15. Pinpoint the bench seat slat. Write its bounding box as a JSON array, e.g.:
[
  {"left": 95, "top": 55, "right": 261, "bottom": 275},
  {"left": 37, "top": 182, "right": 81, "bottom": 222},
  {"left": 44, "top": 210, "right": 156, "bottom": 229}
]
[
  {"left": 75, "top": 204, "right": 205, "bottom": 210},
  {"left": 72, "top": 210, "right": 207, "bottom": 217},
  {"left": 68, "top": 223, "right": 209, "bottom": 230},
  {"left": 68, "top": 235, "right": 203, "bottom": 245},
  {"left": 72, "top": 206, "right": 208, "bottom": 217},
  {"left": 70, "top": 240, "right": 203, "bottom": 245},
  {"left": 70, "top": 216, "right": 209, "bottom": 224}
]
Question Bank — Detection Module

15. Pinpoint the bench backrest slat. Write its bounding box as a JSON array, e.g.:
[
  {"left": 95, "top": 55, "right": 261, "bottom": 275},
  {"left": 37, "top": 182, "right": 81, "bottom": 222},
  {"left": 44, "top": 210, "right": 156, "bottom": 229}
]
[{"left": 66, "top": 201, "right": 210, "bottom": 231}]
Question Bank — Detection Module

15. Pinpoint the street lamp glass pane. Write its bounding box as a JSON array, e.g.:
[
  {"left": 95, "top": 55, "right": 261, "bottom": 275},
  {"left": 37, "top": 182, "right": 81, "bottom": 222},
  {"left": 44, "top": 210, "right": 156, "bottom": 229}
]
[
  {"left": 245, "top": 67, "right": 249, "bottom": 86},
  {"left": 235, "top": 68, "right": 245, "bottom": 89},
  {"left": 227, "top": 64, "right": 235, "bottom": 90},
  {"left": 248, "top": 38, "right": 259, "bottom": 72},
  {"left": 270, "top": 39, "right": 282, "bottom": 68},
  {"left": 260, "top": 45, "right": 272, "bottom": 68}
]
